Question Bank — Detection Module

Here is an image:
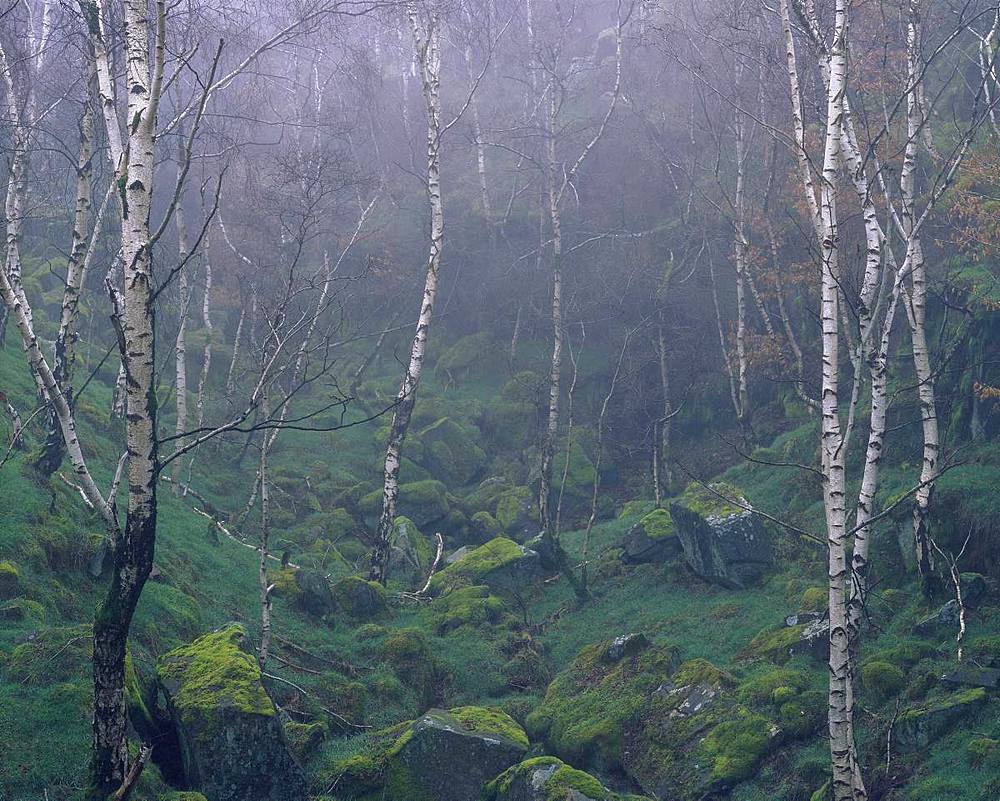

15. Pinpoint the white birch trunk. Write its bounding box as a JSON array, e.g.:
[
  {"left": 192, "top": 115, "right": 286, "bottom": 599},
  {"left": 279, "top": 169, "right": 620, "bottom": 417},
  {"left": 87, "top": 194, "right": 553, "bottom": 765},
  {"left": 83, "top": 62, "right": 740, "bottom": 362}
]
[{"left": 370, "top": 5, "right": 444, "bottom": 584}]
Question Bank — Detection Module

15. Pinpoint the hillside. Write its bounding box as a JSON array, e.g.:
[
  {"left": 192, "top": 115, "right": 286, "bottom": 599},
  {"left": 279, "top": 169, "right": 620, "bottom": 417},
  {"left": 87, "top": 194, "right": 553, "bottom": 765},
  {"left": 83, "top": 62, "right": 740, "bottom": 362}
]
[{"left": 2, "top": 334, "right": 998, "bottom": 801}]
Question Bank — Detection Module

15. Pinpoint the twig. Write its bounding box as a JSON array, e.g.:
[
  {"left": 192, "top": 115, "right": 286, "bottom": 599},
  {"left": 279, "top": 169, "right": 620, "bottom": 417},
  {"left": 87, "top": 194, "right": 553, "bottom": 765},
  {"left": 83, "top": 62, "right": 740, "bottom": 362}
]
[
  {"left": 261, "top": 671, "right": 369, "bottom": 730},
  {"left": 111, "top": 745, "right": 151, "bottom": 801}
]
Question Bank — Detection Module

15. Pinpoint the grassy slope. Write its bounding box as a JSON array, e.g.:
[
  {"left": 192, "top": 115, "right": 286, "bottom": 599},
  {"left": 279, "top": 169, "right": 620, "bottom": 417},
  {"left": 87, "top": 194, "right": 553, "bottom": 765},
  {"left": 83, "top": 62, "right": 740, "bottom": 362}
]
[{"left": 1, "top": 341, "right": 999, "bottom": 801}]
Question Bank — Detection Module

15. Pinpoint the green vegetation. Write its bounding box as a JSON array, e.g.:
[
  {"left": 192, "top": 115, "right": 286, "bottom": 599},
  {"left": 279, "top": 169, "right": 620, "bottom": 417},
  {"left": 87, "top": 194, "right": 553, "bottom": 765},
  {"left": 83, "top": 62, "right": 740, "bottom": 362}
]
[
  {"left": 156, "top": 624, "right": 275, "bottom": 718},
  {"left": 430, "top": 537, "right": 527, "bottom": 594}
]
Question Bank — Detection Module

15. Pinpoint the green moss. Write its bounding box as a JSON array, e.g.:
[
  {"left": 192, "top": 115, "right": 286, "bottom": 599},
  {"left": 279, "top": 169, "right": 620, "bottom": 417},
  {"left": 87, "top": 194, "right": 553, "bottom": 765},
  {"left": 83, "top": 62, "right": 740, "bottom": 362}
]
[
  {"left": 0, "top": 560, "right": 20, "bottom": 599},
  {"left": 677, "top": 481, "right": 746, "bottom": 519},
  {"left": 484, "top": 756, "right": 610, "bottom": 801},
  {"left": 430, "top": 537, "right": 526, "bottom": 594},
  {"left": 471, "top": 510, "right": 503, "bottom": 540},
  {"left": 771, "top": 686, "right": 796, "bottom": 705},
  {"left": 672, "top": 658, "right": 730, "bottom": 687},
  {"left": 158, "top": 793, "right": 209, "bottom": 801},
  {"left": 448, "top": 705, "right": 529, "bottom": 746},
  {"left": 525, "top": 638, "right": 679, "bottom": 772},
  {"left": 8, "top": 624, "right": 92, "bottom": 684},
  {"left": 360, "top": 480, "right": 449, "bottom": 527},
  {"left": 967, "top": 737, "right": 999, "bottom": 765},
  {"left": 695, "top": 708, "right": 774, "bottom": 784},
  {"left": 747, "top": 624, "right": 804, "bottom": 664},
  {"left": 438, "top": 332, "right": 493, "bottom": 375},
  {"left": 778, "top": 690, "right": 824, "bottom": 738},
  {"left": 736, "top": 667, "right": 808, "bottom": 706},
  {"left": 430, "top": 585, "right": 506, "bottom": 632},
  {"left": 799, "top": 587, "right": 827, "bottom": 612},
  {"left": 283, "top": 720, "right": 327, "bottom": 761},
  {"left": 156, "top": 624, "right": 274, "bottom": 717},
  {"left": 268, "top": 567, "right": 302, "bottom": 599},
  {"left": 861, "top": 660, "right": 905, "bottom": 703},
  {"left": 495, "top": 486, "right": 536, "bottom": 531},
  {"left": 619, "top": 499, "right": 657, "bottom": 520},
  {"left": 331, "top": 576, "right": 388, "bottom": 620},
  {"left": 637, "top": 508, "right": 675, "bottom": 541}
]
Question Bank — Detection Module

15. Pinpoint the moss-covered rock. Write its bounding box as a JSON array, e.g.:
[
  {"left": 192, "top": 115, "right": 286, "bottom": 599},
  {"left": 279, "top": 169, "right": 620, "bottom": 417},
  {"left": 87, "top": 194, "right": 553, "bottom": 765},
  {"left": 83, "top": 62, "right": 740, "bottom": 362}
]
[
  {"left": 484, "top": 755, "right": 649, "bottom": 801},
  {"left": 8, "top": 624, "right": 92, "bottom": 684},
  {"left": 360, "top": 480, "right": 450, "bottom": 529},
  {"left": 670, "top": 483, "right": 772, "bottom": 588},
  {"left": 525, "top": 636, "right": 680, "bottom": 776},
  {"left": 430, "top": 537, "right": 541, "bottom": 595},
  {"left": 861, "top": 660, "right": 906, "bottom": 703},
  {"left": 155, "top": 624, "right": 306, "bottom": 801},
  {"left": 387, "top": 516, "right": 434, "bottom": 586},
  {"left": 283, "top": 720, "right": 327, "bottom": 761},
  {"left": 0, "top": 560, "right": 21, "bottom": 599},
  {"left": 324, "top": 706, "right": 527, "bottom": 801},
  {"left": 894, "top": 688, "right": 988, "bottom": 752},
  {"left": 618, "top": 652, "right": 780, "bottom": 799},
  {"left": 293, "top": 569, "right": 336, "bottom": 618},
  {"left": 430, "top": 585, "right": 506, "bottom": 632},
  {"left": 418, "top": 416, "right": 487, "bottom": 486},
  {"left": 620, "top": 508, "right": 681, "bottom": 565},
  {"left": 331, "top": 576, "right": 389, "bottom": 621},
  {"left": 471, "top": 510, "right": 504, "bottom": 541},
  {"left": 495, "top": 486, "right": 538, "bottom": 538}
]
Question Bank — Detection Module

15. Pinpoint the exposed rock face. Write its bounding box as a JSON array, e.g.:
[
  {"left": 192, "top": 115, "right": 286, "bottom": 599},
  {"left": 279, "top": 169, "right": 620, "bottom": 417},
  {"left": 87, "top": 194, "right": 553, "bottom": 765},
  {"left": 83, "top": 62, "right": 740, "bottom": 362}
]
[
  {"left": 484, "top": 756, "right": 646, "bottom": 801},
  {"left": 155, "top": 624, "right": 307, "bottom": 801},
  {"left": 894, "top": 688, "right": 987, "bottom": 752},
  {"left": 669, "top": 483, "right": 772, "bottom": 588},
  {"left": 329, "top": 706, "right": 528, "bottom": 801},
  {"left": 620, "top": 509, "right": 682, "bottom": 565},
  {"left": 293, "top": 569, "right": 335, "bottom": 618}
]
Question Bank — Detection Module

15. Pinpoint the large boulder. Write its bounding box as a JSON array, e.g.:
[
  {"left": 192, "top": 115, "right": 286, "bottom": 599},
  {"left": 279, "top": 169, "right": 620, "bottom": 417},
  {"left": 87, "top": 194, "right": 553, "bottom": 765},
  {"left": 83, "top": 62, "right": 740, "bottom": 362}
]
[
  {"left": 327, "top": 706, "right": 528, "bottom": 801},
  {"left": 622, "top": 661, "right": 780, "bottom": 799},
  {"left": 331, "top": 576, "right": 389, "bottom": 621},
  {"left": 620, "top": 508, "right": 682, "bottom": 565},
  {"left": 484, "top": 756, "right": 650, "bottom": 801},
  {"left": 155, "top": 624, "right": 306, "bottom": 801},
  {"left": 293, "top": 569, "right": 335, "bottom": 618},
  {"left": 430, "top": 537, "right": 542, "bottom": 595},
  {"left": 894, "top": 688, "right": 988, "bottom": 752},
  {"left": 669, "top": 483, "right": 772, "bottom": 588},
  {"left": 387, "top": 516, "right": 434, "bottom": 586},
  {"left": 527, "top": 637, "right": 779, "bottom": 800}
]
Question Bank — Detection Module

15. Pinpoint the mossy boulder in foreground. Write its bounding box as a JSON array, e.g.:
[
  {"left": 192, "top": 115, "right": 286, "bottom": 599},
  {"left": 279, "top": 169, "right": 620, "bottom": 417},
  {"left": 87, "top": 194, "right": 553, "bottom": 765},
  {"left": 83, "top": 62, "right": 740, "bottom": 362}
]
[
  {"left": 484, "top": 756, "right": 652, "bottom": 801},
  {"left": 155, "top": 624, "right": 306, "bottom": 801},
  {"left": 327, "top": 706, "right": 528, "bottom": 801},
  {"left": 331, "top": 575, "right": 389, "bottom": 621},
  {"left": 669, "top": 483, "right": 772, "bottom": 588}
]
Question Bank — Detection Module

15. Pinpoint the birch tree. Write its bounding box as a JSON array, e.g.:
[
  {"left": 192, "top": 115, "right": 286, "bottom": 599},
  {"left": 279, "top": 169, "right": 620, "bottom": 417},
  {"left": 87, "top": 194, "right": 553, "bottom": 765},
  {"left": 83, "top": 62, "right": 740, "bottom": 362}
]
[{"left": 370, "top": 4, "right": 444, "bottom": 584}]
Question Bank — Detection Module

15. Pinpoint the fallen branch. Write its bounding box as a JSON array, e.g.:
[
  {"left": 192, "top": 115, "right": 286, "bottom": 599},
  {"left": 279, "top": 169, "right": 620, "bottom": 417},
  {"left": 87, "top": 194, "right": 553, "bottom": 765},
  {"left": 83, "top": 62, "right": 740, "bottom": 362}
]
[
  {"left": 112, "top": 744, "right": 151, "bottom": 801},
  {"left": 261, "top": 671, "right": 369, "bottom": 731}
]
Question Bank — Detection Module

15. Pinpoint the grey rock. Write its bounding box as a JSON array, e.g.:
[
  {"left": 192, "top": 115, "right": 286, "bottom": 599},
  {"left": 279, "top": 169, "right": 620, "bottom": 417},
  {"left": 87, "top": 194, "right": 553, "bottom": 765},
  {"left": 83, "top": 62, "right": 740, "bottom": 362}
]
[
  {"left": 294, "top": 569, "right": 336, "bottom": 618},
  {"left": 486, "top": 756, "right": 639, "bottom": 801},
  {"left": 962, "top": 573, "right": 990, "bottom": 609},
  {"left": 605, "top": 633, "right": 649, "bottom": 663},
  {"left": 389, "top": 708, "right": 527, "bottom": 801},
  {"left": 88, "top": 539, "right": 110, "bottom": 579},
  {"left": 620, "top": 515, "right": 682, "bottom": 565},
  {"left": 156, "top": 625, "right": 306, "bottom": 801},
  {"left": 669, "top": 499, "right": 772, "bottom": 588},
  {"left": 940, "top": 666, "right": 1000, "bottom": 690},
  {"left": 913, "top": 599, "right": 961, "bottom": 635},
  {"left": 784, "top": 610, "right": 826, "bottom": 628},
  {"left": 894, "top": 688, "right": 988, "bottom": 752}
]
